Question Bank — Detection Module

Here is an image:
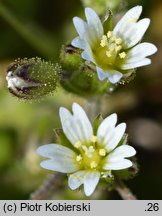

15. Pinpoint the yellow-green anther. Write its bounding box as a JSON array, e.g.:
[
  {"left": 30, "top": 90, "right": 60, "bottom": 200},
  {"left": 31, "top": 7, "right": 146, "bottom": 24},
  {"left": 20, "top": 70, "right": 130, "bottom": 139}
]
[
  {"left": 99, "top": 149, "right": 106, "bottom": 156},
  {"left": 74, "top": 141, "right": 82, "bottom": 148},
  {"left": 91, "top": 135, "right": 98, "bottom": 143},
  {"left": 76, "top": 155, "right": 83, "bottom": 162},
  {"left": 106, "top": 51, "right": 112, "bottom": 58},
  {"left": 100, "top": 35, "right": 107, "bottom": 47},
  {"left": 119, "top": 52, "right": 126, "bottom": 59},
  {"left": 115, "top": 38, "right": 122, "bottom": 45},
  {"left": 107, "top": 31, "right": 112, "bottom": 38},
  {"left": 90, "top": 161, "right": 98, "bottom": 168}
]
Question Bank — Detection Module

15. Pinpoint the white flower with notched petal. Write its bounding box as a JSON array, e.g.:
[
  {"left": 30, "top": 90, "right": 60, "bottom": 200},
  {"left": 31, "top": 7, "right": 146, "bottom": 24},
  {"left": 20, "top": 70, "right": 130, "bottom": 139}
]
[
  {"left": 71, "top": 6, "right": 157, "bottom": 84},
  {"left": 37, "top": 103, "right": 136, "bottom": 196}
]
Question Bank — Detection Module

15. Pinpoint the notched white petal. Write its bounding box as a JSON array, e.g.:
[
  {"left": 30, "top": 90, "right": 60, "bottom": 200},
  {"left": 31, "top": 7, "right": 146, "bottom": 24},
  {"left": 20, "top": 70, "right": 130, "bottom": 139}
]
[
  {"left": 105, "top": 123, "right": 126, "bottom": 152},
  {"left": 68, "top": 171, "right": 100, "bottom": 196},
  {"left": 96, "top": 67, "right": 123, "bottom": 83},
  {"left": 81, "top": 49, "right": 95, "bottom": 63},
  {"left": 71, "top": 37, "right": 86, "bottom": 49},
  {"left": 59, "top": 107, "right": 72, "bottom": 124},
  {"left": 127, "top": 18, "right": 150, "bottom": 48},
  {"left": 59, "top": 108, "right": 79, "bottom": 145},
  {"left": 103, "top": 158, "right": 133, "bottom": 170},
  {"left": 83, "top": 171, "right": 100, "bottom": 196},
  {"left": 85, "top": 7, "right": 103, "bottom": 38},
  {"left": 108, "top": 145, "right": 136, "bottom": 159},
  {"left": 37, "top": 144, "right": 75, "bottom": 158},
  {"left": 96, "top": 67, "right": 109, "bottom": 81},
  {"left": 126, "top": 42, "right": 157, "bottom": 63},
  {"left": 73, "top": 17, "right": 87, "bottom": 38},
  {"left": 97, "top": 113, "right": 117, "bottom": 144},
  {"left": 113, "top": 6, "right": 142, "bottom": 36},
  {"left": 72, "top": 103, "right": 93, "bottom": 142},
  {"left": 121, "top": 58, "right": 151, "bottom": 70},
  {"left": 37, "top": 144, "right": 79, "bottom": 173},
  {"left": 68, "top": 171, "right": 86, "bottom": 190},
  {"left": 108, "top": 71, "right": 123, "bottom": 84},
  {"left": 40, "top": 158, "right": 79, "bottom": 173}
]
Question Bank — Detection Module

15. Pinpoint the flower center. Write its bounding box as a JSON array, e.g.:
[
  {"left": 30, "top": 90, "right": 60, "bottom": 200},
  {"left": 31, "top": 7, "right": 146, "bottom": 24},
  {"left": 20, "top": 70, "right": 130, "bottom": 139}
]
[
  {"left": 100, "top": 31, "right": 126, "bottom": 60},
  {"left": 75, "top": 136, "right": 107, "bottom": 170},
  {"left": 92, "top": 31, "right": 126, "bottom": 71}
]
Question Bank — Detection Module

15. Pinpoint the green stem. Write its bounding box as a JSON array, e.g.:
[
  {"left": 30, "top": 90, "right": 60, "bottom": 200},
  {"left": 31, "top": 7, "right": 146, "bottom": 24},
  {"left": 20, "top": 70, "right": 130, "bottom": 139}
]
[{"left": 0, "top": 2, "right": 55, "bottom": 58}]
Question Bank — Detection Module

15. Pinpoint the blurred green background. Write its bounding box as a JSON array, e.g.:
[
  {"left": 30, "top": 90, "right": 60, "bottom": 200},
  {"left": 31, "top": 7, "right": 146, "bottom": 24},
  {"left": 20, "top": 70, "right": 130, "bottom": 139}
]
[{"left": 0, "top": 0, "right": 162, "bottom": 199}]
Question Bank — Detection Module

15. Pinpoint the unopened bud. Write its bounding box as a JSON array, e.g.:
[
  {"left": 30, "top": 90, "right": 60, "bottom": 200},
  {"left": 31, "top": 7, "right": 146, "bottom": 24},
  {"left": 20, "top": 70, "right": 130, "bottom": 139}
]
[
  {"left": 6, "top": 57, "right": 60, "bottom": 100},
  {"left": 60, "top": 45, "right": 111, "bottom": 97}
]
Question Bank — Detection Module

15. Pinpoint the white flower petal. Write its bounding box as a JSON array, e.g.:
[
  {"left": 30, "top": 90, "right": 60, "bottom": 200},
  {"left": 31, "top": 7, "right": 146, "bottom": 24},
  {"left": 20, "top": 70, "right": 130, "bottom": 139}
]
[
  {"left": 103, "top": 158, "right": 133, "bottom": 170},
  {"left": 103, "top": 144, "right": 136, "bottom": 170},
  {"left": 68, "top": 170, "right": 100, "bottom": 196},
  {"left": 68, "top": 171, "right": 85, "bottom": 190},
  {"left": 108, "top": 71, "right": 123, "bottom": 84},
  {"left": 37, "top": 144, "right": 79, "bottom": 173},
  {"left": 72, "top": 103, "right": 93, "bottom": 142},
  {"left": 63, "top": 117, "right": 83, "bottom": 143},
  {"left": 121, "top": 58, "right": 151, "bottom": 70},
  {"left": 125, "top": 42, "right": 157, "bottom": 63},
  {"left": 71, "top": 36, "right": 86, "bottom": 49},
  {"left": 126, "top": 18, "right": 150, "bottom": 48},
  {"left": 85, "top": 7, "right": 103, "bottom": 38},
  {"left": 59, "top": 107, "right": 79, "bottom": 145},
  {"left": 73, "top": 17, "right": 87, "bottom": 38},
  {"left": 72, "top": 37, "right": 96, "bottom": 63},
  {"left": 83, "top": 171, "right": 100, "bottom": 196},
  {"left": 104, "top": 123, "right": 126, "bottom": 152},
  {"left": 114, "top": 6, "right": 150, "bottom": 48},
  {"left": 108, "top": 145, "right": 136, "bottom": 159},
  {"left": 113, "top": 6, "right": 142, "bottom": 36},
  {"left": 37, "top": 144, "right": 75, "bottom": 158},
  {"left": 60, "top": 104, "right": 93, "bottom": 145},
  {"left": 81, "top": 49, "right": 95, "bottom": 63},
  {"left": 96, "top": 67, "right": 109, "bottom": 81},
  {"left": 73, "top": 10, "right": 102, "bottom": 47},
  {"left": 97, "top": 113, "right": 117, "bottom": 144},
  {"left": 96, "top": 67, "right": 122, "bottom": 83}
]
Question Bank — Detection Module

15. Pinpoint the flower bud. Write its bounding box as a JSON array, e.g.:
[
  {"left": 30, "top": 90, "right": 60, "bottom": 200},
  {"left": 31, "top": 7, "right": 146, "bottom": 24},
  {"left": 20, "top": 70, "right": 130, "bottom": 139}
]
[
  {"left": 6, "top": 57, "right": 60, "bottom": 100},
  {"left": 60, "top": 45, "right": 112, "bottom": 97}
]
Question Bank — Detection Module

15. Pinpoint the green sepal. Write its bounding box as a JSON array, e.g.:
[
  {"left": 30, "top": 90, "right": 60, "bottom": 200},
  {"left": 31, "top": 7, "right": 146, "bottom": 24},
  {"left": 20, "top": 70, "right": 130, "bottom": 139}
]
[
  {"left": 113, "top": 158, "right": 139, "bottom": 181},
  {"left": 102, "top": 10, "right": 113, "bottom": 33},
  {"left": 100, "top": 174, "right": 115, "bottom": 192},
  {"left": 112, "top": 134, "right": 138, "bottom": 180},
  {"left": 93, "top": 114, "right": 103, "bottom": 135},
  {"left": 117, "top": 134, "right": 128, "bottom": 147},
  {"left": 54, "top": 128, "right": 78, "bottom": 153},
  {"left": 60, "top": 45, "right": 83, "bottom": 73}
]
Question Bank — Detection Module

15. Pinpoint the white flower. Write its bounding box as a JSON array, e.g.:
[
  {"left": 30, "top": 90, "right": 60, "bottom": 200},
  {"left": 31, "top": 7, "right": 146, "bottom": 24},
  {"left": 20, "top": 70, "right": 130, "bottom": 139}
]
[
  {"left": 71, "top": 6, "right": 157, "bottom": 84},
  {"left": 37, "top": 103, "right": 136, "bottom": 196}
]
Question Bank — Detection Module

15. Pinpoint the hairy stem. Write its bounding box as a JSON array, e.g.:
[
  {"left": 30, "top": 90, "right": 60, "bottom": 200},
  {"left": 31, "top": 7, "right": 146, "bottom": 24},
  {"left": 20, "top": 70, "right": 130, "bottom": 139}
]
[
  {"left": 115, "top": 179, "right": 137, "bottom": 200},
  {"left": 84, "top": 96, "right": 103, "bottom": 121},
  {"left": 30, "top": 173, "right": 65, "bottom": 200}
]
